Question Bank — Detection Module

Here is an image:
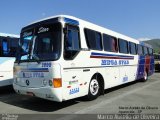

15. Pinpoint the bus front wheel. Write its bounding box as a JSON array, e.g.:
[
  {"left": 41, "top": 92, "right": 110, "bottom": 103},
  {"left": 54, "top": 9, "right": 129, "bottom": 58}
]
[{"left": 87, "top": 78, "right": 100, "bottom": 100}]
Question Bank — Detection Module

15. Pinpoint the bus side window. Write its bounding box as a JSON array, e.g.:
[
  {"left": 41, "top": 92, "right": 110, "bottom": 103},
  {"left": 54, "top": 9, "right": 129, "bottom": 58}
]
[
  {"left": 129, "top": 42, "right": 137, "bottom": 55},
  {"left": 143, "top": 46, "right": 148, "bottom": 55},
  {"left": 118, "top": 39, "right": 129, "bottom": 54},
  {"left": 149, "top": 48, "right": 153, "bottom": 55},
  {"left": 2, "top": 39, "right": 9, "bottom": 56},
  {"left": 84, "top": 28, "right": 102, "bottom": 50},
  {"left": 103, "top": 34, "right": 118, "bottom": 52},
  {"left": 64, "top": 25, "right": 80, "bottom": 60},
  {"left": 138, "top": 45, "right": 144, "bottom": 55},
  {"left": 9, "top": 38, "right": 19, "bottom": 57}
]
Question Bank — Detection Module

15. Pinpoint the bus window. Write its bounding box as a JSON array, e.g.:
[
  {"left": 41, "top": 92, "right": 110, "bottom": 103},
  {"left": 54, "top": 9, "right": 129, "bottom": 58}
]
[
  {"left": 20, "top": 35, "right": 33, "bottom": 60},
  {"left": 143, "top": 46, "right": 148, "bottom": 55},
  {"left": 0, "top": 36, "right": 19, "bottom": 57},
  {"left": 64, "top": 25, "right": 80, "bottom": 60},
  {"left": 67, "top": 28, "right": 79, "bottom": 50},
  {"left": 84, "top": 28, "right": 102, "bottom": 50},
  {"left": 42, "top": 38, "right": 51, "bottom": 52},
  {"left": 95, "top": 32, "right": 102, "bottom": 50},
  {"left": 118, "top": 39, "right": 129, "bottom": 54},
  {"left": 103, "top": 34, "right": 118, "bottom": 52},
  {"left": 10, "top": 38, "right": 19, "bottom": 57},
  {"left": 138, "top": 45, "right": 144, "bottom": 55},
  {"left": 148, "top": 48, "right": 153, "bottom": 55},
  {"left": 129, "top": 42, "right": 137, "bottom": 55},
  {"left": 2, "top": 39, "right": 9, "bottom": 56}
]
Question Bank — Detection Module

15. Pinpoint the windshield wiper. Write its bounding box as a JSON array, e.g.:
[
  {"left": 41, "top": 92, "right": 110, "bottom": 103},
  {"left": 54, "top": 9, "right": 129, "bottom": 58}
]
[{"left": 32, "top": 54, "right": 40, "bottom": 64}]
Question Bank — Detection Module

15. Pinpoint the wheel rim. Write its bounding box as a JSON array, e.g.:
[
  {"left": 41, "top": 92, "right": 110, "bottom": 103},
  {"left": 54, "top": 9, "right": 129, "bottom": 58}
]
[{"left": 90, "top": 79, "right": 99, "bottom": 96}]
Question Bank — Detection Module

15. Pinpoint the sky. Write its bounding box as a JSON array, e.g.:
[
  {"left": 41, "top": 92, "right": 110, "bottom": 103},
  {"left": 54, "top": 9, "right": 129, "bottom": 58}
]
[{"left": 0, "top": 0, "right": 160, "bottom": 40}]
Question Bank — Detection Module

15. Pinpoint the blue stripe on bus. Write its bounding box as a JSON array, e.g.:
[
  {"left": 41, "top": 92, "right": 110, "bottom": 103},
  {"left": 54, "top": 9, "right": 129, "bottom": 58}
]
[
  {"left": 64, "top": 18, "right": 79, "bottom": 25},
  {"left": 21, "top": 68, "right": 49, "bottom": 72},
  {"left": 90, "top": 52, "right": 134, "bottom": 59}
]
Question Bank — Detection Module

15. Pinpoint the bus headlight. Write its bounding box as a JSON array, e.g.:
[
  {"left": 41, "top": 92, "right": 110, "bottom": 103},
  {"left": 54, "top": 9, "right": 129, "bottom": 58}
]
[
  {"left": 49, "top": 80, "right": 53, "bottom": 86},
  {"left": 43, "top": 79, "right": 47, "bottom": 86}
]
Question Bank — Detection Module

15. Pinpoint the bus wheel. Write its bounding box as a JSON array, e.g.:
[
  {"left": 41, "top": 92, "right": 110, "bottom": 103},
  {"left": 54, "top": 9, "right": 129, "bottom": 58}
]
[
  {"left": 87, "top": 78, "right": 100, "bottom": 100},
  {"left": 142, "top": 70, "right": 148, "bottom": 82}
]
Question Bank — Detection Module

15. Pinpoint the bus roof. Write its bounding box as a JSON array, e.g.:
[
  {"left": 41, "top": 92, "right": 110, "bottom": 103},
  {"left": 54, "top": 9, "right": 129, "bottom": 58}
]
[
  {"left": 28, "top": 15, "right": 75, "bottom": 25},
  {"left": 0, "top": 33, "right": 20, "bottom": 38},
  {"left": 26, "top": 15, "right": 149, "bottom": 46}
]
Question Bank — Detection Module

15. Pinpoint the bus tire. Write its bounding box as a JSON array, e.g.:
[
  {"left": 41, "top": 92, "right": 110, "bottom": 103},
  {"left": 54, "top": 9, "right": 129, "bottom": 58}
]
[
  {"left": 87, "top": 77, "right": 100, "bottom": 100},
  {"left": 141, "top": 70, "right": 148, "bottom": 82}
]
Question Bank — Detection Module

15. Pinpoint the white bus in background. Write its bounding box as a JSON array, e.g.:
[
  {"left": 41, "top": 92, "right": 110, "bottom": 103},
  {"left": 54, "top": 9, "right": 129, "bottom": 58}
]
[
  {"left": 0, "top": 33, "right": 19, "bottom": 87},
  {"left": 13, "top": 15, "right": 154, "bottom": 102}
]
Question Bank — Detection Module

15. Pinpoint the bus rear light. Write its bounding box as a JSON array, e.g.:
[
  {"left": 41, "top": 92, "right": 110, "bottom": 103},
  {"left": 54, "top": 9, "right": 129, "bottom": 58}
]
[{"left": 53, "top": 78, "right": 62, "bottom": 88}]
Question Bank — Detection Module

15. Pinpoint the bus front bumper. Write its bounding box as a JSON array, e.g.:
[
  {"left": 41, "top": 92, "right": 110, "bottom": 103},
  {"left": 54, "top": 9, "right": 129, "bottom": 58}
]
[{"left": 13, "top": 83, "right": 63, "bottom": 102}]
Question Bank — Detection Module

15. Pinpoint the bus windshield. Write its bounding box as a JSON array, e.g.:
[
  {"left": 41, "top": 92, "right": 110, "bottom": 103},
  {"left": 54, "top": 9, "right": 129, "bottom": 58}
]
[{"left": 17, "top": 23, "right": 62, "bottom": 62}]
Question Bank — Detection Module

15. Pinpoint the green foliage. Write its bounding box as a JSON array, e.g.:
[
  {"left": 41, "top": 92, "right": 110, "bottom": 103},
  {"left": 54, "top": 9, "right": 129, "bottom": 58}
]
[{"left": 144, "top": 39, "right": 160, "bottom": 53}]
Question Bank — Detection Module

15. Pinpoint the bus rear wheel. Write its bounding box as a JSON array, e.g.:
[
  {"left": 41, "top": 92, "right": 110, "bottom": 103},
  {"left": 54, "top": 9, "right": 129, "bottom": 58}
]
[{"left": 87, "top": 78, "right": 100, "bottom": 100}]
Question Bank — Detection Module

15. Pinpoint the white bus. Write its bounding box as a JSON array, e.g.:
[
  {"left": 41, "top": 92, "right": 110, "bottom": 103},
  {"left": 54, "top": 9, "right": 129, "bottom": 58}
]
[
  {"left": 0, "top": 33, "right": 19, "bottom": 87},
  {"left": 13, "top": 15, "right": 154, "bottom": 102}
]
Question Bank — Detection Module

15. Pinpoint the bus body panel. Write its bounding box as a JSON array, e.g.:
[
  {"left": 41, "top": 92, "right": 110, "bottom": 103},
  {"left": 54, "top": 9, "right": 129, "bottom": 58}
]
[
  {"left": 61, "top": 50, "right": 139, "bottom": 101},
  {"left": 61, "top": 51, "right": 91, "bottom": 100},
  {"left": 0, "top": 57, "right": 15, "bottom": 87},
  {"left": 137, "top": 55, "right": 154, "bottom": 79}
]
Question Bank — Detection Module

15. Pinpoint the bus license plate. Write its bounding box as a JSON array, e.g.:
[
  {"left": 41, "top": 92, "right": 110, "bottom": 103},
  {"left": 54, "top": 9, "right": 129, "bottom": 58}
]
[{"left": 27, "top": 92, "right": 34, "bottom": 96}]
